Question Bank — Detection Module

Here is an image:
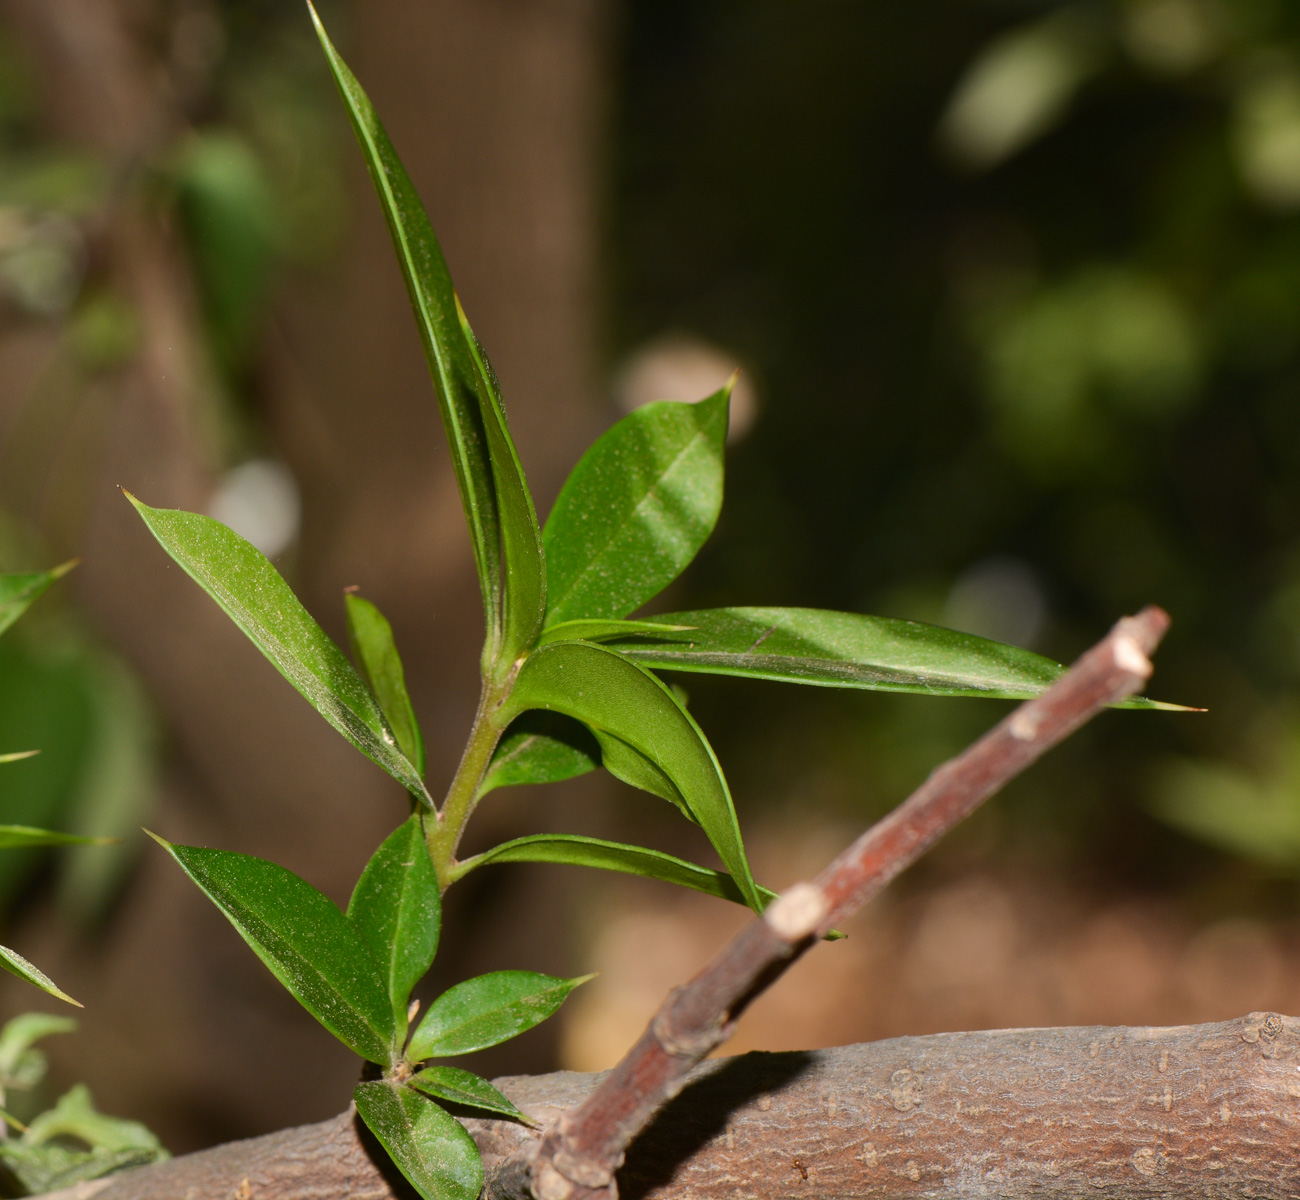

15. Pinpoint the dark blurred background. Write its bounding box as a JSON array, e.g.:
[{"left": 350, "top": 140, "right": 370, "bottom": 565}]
[{"left": 1, "top": 0, "right": 1299, "bottom": 1154}]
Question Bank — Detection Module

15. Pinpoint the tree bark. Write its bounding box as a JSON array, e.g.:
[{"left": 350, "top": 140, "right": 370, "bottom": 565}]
[{"left": 40, "top": 1013, "right": 1300, "bottom": 1200}]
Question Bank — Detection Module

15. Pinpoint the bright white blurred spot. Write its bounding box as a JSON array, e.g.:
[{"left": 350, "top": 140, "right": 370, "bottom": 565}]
[
  {"left": 1120, "top": 0, "right": 1220, "bottom": 76},
  {"left": 1234, "top": 71, "right": 1300, "bottom": 210},
  {"left": 939, "top": 12, "right": 1102, "bottom": 170},
  {"left": 613, "top": 334, "right": 758, "bottom": 442},
  {"left": 942, "top": 556, "right": 1047, "bottom": 649},
  {"left": 209, "top": 459, "right": 301, "bottom": 558}
]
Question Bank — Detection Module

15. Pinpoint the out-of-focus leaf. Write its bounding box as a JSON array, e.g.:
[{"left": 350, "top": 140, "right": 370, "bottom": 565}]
[
  {"left": 458, "top": 300, "right": 546, "bottom": 666},
  {"left": 407, "top": 970, "right": 592, "bottom": 1061},
  {"left": 149, "top": 834, "right": 396, "bottom": 1064},
  {"left": 0, "top": 563, "right": 74, "bottom": 639},
  {"left": 605, "top": 606, "right": 1183, "bottom": 708},
  {"left": 542, "top": 388, "right": 730, "bottom": 627},
  {"left": 310, "top": 5, "right": 502, "bottom": 645},
  {"left": 1151, "top": 754, "right": 1300, "bottom": 868},
  {"left": 409, "top": 1066, "right": 529, "bottom": 1122},
  {"left": 478, "top": 711, "right": 599, "bottom": 797},
  {"left": 348, "top": 815, "right": 440, "bottom": 1031},
  {"left": 0, "top": 946, "right": 78, "bottom": 1007},
  {"left": 0, "top": 751, "right": 38, "bottom": 764},
  {"left": 536, "top": 618, "right": 693, "bottom": 648},
  {"left": 173, "top": 130, "right": 276, "bottom": 374},
  {"left": 127, "top": 498, "right": 430, "bottom": 803},
  {"left": 22, "top": 1084, "right": 165, "bottom": 1154},
  {"left": 0, "top": 638, "right": 96, "bottom": 910},
  {"left": 345, "top": 593, "right": 426, "bottom": 777},
  {"left": 506, "top": 641, "right": 762, "bottom": 910},
  {"left": 353, "top": 1081, "right": 481, "bottom": 1200},
  {"left": 0, "top": 827, "right": 112, "bottom": 849},
  {"left": 0, "top": 1014, "right": 76, "bottom": 1087},
  {"left": 0, "top": 1143, "right": 163, "bottom": 1193},
  {"left": 57, "top": 650, "right": 158, "bottom": 922}
]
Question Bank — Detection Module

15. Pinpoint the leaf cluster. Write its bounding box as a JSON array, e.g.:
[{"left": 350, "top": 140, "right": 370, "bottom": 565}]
[
  {"left": 117, "top": 6, "right": 1179, "bottom": 1196},
  {"left": 0, "top": 1014, "right": 166, "bottom": 1197}
]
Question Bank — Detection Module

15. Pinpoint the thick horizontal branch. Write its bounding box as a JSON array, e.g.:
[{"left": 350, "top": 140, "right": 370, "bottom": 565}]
[{"left": 41, "top": 1013, "right": 1300, "bottom": 1200}]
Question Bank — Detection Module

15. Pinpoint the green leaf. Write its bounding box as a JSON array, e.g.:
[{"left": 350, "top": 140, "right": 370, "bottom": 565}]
[
  {"left": 0, "top": 563, "right": 75, "bottom": 639},
  {"left": 23, "top": 1084, "right": 164, "bottom": 1154},
  {"left": 312, "top": 7, "right": 543, "bottom": 667},
  {"left": 590, "top": 730, "right": 690, "bottom": 818},
  {"left": 543, "top": 388, "right": 730, "bottom": 627},
  {"left": 344, "top": 592, "right": 426, "bottom": 777},
  {"left": 606, "top": 606, "right": 1183, "bottom": 708},
  {"left": 0, "top": 751, "right": 39, "bottom": 764},
  {"left": 409, "top": 1066, "right": 530, "bottom": 1122},
  {"left": 453, "top": 833, "right": 770, "bottom": 908},
  {"left": 0, "top": 1014, "right": 76, "bottom": 1086},
  {"left": 457, "top": 299, "right": 546, "bottom": 667},
  {"left": 478, "top": 711, "right": 599, "bottom": 797},
  {"left": 347, "top": 816, "right": 441, "bottom": 1031},
  {"left": 536, "top": 618, "right": 694, "bottom": 648},
  {"left": 0, "top": 946, "right": 79, "bottom": 1007},
  {"left": 353, "top": 1081, "right": 482, "bottom": 1200},
  {"left": 0, "top": 1143, "right": 165, "bottom": 1193},
  {"left": 505, "top": 641, "right": 762, "bottom": 910},
  {"left": 0, "top": 826, "right": 114, "bottom": 849},
  {"left": 149, "top": 834, "right": 397, "bottom": 1064},
  {"left": 127, "top": 497, "right": 430, "bottom": 804},
  {"left": 408, "top": 970, "right": 592, "bottom": 1061}
]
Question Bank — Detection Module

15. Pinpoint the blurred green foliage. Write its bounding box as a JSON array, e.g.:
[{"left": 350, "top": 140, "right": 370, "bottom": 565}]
[{"left": 610, "top": 0, "right": 1300, "bottom": 897}]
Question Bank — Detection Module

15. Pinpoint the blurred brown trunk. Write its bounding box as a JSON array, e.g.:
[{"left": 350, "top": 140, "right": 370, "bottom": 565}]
[{"left": 0, "top": 0, "right": 608, "bottom": 1152}]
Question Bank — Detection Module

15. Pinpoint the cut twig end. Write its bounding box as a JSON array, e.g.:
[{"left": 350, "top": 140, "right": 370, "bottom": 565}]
[{"left": 764, "top": 882, "right": 829, "bottom": 941}]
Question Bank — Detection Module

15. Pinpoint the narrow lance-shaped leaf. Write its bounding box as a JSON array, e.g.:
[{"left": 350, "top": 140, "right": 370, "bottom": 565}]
[
  {"left": 127, "top": 497, "right": 430, "bottom": 804},
  {"left": 0, "top": 564, "right": 75, "bottom": 639},
  {"left": 353, "top": 1082, "right": 482, "bottom": 1200},
  {"left": 0, "top": 752, "right": 39, "bottom": 765},
  {"left": 310, "top": 4, "right": 497, "bottom": 633},
  {"left": 408, "top": 970, "right": 592, "bottom": 1061},
  {"left": 453, "top": 833, "right": 772, "bottom": 910},
  {"left": 458, "top": 299, "right": 545, "bottom": 666},
  {"left": 148, "top": 833, "right": 397, "bottom": 1065},
  {"left": 344, "top": 592, "right": 426, "bottom": 777},
  {"left": 409, "top": 1066, "right": 530, "bottom": 1123},
  {"left": 606, "top": 606, "right": 1186, "bottom": 709},
  {"left": 0, "top": 946, "right": 79, "bottom": 1007},
  {"left": 543, "top": 388, "right": 730, "bottom": 627},
  {"left": 504, "top": 640, "right": 763, "bottom": 911},
  {"left": 478, "top": 712, "right": 599, "bottom": 797},
  {"left": 347, "top": 815, "right": 441, "bottom": 1032},
  {"left": 453, "top": 834, "right": 847, "bottom": 940}
]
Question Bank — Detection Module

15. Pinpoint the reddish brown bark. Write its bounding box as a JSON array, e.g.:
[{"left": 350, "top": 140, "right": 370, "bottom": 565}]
[{"left": 39, "top": 1014, "right": 1300, "bottom": 1200}]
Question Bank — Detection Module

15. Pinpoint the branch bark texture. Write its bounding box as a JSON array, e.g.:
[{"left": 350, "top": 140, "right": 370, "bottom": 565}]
[
  {"left": 40, "top": 1013, "right": 1300, "bottom": 1200},
  {"left": 517, "top": 608, "right": 1170, "bottom": 1200}
]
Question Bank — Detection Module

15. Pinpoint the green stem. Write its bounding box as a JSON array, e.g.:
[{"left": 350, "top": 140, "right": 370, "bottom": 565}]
[{"left": 429, "top": 679, "right": 509, "bottom": 888}]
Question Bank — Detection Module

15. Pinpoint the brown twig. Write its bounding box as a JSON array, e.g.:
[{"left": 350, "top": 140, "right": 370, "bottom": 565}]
[{"left": 505, "top": 607, "right": 1170, "bottom": 1200}]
